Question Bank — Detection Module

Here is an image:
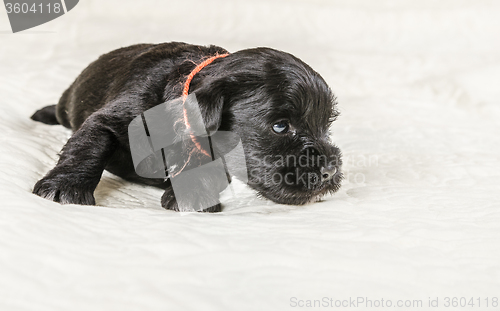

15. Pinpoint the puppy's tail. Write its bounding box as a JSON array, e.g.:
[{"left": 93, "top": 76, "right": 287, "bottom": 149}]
[{"left": 31, "top": 105, "right": 59, "bottom": 125}]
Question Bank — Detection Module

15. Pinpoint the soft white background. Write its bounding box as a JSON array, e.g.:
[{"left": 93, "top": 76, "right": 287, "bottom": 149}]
[{"left": 1, "top": 0, "right": 499, "bottom": 310}]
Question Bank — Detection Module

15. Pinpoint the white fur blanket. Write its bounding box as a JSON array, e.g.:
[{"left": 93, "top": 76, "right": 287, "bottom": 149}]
[{"left": 1, "top": 0, "right": 499, "bottom": 310}]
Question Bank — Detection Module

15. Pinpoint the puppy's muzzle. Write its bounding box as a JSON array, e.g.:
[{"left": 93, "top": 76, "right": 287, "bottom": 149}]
[
  {"left": 320, "top": 165, "right": 337, "bottom": 183},
  {"left": 299, "top": 145, "right": 342, "bottom": 187}
]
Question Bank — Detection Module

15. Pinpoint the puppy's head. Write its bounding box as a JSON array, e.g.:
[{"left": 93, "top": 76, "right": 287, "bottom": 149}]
[{"left": 193, "top": 47, "right": 342, "bottom": 205}]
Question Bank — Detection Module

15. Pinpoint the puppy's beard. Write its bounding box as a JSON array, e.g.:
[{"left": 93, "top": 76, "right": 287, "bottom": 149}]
[{"left": 247, "top": 164, "right": 343, "bottom": 205}]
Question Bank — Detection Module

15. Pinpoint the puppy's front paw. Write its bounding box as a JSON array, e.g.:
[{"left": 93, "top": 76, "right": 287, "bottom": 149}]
[
  {"left": 161, "top": 188, "right": 221, "bottom": 213},
  {"left": 161, "top": 188, "right": 179, "bottom": 211},
  {"left": 201, "top": 203, "right": 221, "bottom": 213},
  {"left": 33, "top": 176, "right": 96, "bottom": 205}
]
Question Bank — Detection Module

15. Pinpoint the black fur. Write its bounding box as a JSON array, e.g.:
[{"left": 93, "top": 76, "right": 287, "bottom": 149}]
[
  {"left": 32, "top": 42, "right": 342, "bottom": 212},
  {"left": 31, "top": 105, "right": 59, "bottom": 125}
]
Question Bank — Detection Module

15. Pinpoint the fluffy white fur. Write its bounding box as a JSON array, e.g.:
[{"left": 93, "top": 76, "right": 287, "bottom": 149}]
[{"left": 1, "top": 0, "right": 499, "bottom": 310}]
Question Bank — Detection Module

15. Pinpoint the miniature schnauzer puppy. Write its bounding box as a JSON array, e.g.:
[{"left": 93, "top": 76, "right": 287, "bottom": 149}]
[{"left": 31, "top": 42, "right": 342, "bottom": 212}]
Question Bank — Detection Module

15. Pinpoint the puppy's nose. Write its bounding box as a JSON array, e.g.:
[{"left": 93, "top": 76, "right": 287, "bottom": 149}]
[{"left": 320, "top": 165, "right": 337, "bottom": 182}]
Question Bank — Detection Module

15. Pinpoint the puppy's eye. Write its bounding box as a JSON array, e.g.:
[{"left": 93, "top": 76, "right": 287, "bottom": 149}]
[{"left": 272, "top": 120, "right": 290, "bottom": 134}]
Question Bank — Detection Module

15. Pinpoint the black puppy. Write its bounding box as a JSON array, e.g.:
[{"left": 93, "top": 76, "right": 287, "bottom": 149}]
[{"left": 31, "top": 42, "right": 342, "bottom": 212}]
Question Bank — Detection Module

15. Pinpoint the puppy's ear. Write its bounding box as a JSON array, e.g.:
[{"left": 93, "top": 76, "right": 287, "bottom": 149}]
[{"left": 194, "top": 79, "right": 228, "bottom": 134}]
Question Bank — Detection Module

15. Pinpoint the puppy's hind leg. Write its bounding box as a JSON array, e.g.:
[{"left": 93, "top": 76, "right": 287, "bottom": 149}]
[{"left": 33, "top": 111, "right": 118, "bottom": 205}]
